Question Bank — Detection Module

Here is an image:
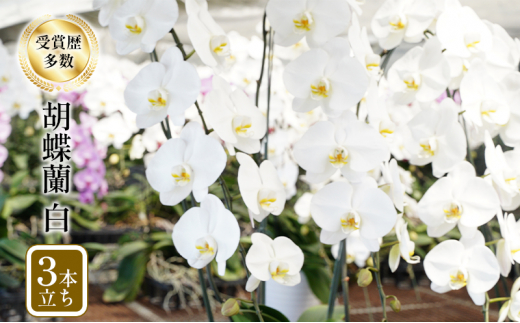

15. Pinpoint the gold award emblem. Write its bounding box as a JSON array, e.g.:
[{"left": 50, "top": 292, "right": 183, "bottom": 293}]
[{"left": 19, "top": 15, "right": 98, "bottom": 92}]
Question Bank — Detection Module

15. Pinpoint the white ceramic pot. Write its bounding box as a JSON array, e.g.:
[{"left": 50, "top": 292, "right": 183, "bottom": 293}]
[{"left": 265, "top": 274, "right": 321, "bottom": 322}]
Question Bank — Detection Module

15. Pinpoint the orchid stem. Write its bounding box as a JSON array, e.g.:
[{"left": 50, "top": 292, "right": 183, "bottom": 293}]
[
  {"left": 407, "top": 264, "right": 421, "bottom": 301},
  {"left": 485, "top": 239, "right": 500, "bottom": 246},
  {"left": 380, "top": 48, "right": 395, "bottom": 74},
  {"left": 170, "top": 28, "right": 187, "bottom": 58},
  {"left": 372, "top": 252, "right": 388, "bottom": 322},
  {"left": 206, "top": 264, "right": 223, "bottom": 303},
  {"left": 363, "top": 287, "right": 374, "bottom": 322},
  {"left": 169, "top": 30, "right": 210, "bottom": 134},
  {"left": 250, "top": 292, "right": 265, "bottom": 322},
  {"left": 380, "top": 240, "right": 399, "bottom": 249},
  {"left": 341, "top": 239, "right": 350, "bottom": 322},
  {"left": 198, "top": 268, "right": 215, "bottom": 322},
  {"left": 327, "top": 238, "right": 346, "bottom": 321},
  {"left": 185, "top": 49, "right": 196, "bottom": 60},
  {"left": 257, "top": 217, "right": 268, "bottom": 305},
  {"left": 482, "top": 293, "right": 489, "bottom": 322},
  {"left": 255, "top": 12, "right": 268, "bottom": 108},
  {"left": 263, "top": 27, "right": 274, "bottom": 162},
  {"left": 489, "top": 297, "right": 511, "bottom": 304}
]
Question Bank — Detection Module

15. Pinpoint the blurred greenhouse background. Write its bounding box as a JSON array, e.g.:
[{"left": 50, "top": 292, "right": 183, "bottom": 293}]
[{"left": 0, "top": 0, "right": 519, "bottom": 321}]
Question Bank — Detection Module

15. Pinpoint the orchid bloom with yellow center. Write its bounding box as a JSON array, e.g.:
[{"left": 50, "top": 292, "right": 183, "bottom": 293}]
[
  {"left": 172, "top": 195, "right": 240, "bottom": 276},
  {"left": 237, "top": 153, "right": 286, "bottom": 224},
  {"left": 443, "top": 202, "right": 463, "bottom": 223},
  {"left": 109, "top": 0, "right": 179, "bottom": 55},
  {"left": 418, "top": 161, "right": 500, "bottom": 238},
  {"left": 310, "top": 78, "right": 331, "bottom": 100},
  {"left": 245, "top": 233, "right": 304, "bottom": 292},
  {"left": 293, "top": 11, "right": 314, "bottom": 33},
  {"left": 329, "top": 147, "right": 349, "bottom": 168},
  {"left": 171, "top": 164, "right": 192, "bottom": 187},
  {"left": 425, "top": 234, "right": 500, "bottom": 306}
]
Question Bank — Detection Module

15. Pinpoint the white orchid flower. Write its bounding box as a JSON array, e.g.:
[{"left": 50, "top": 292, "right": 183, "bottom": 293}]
[
  {"left": 277, "top": 159, "right": 299, "bottom": 200},
  {"left": 92, "top": 113, "right": 133, "bottom": 149},
  {"left": 109, "top": 0, "right": 179, "bottom": 55},
  {"left": 380, "top": 159, "right": 405, "bottom": 212},
  {"left": 172, "top": 194, "right": 240, "bottom": 275},
  {"left": 84, "top": 85, "right": 126, "bottom": 118},
  {"left": 293, "top": 111, "right": 389, "bottom": 184},
  {"left": 331, "top": 230, "right": 372, "bottom": 268},
  {"left": 424, "top": 231, "right": 500, "bottom": 306},
  {"left": 389, "top": 217, "right": 420, "bottom": 272},
  {"left": 371, "top": 0, "right": 436, "bottom": 50},
  {"left": 93, "top": 0, "right": 125, "bottom": 26},
  {"left": 418, "top": 161, "right": 499, "bottom": 238},
  {"left": 437, "top": 5, "right": 492, "bottom": 87},
  {"left": 365, "top": 80, "right": 399, "bottom": 143},
  {"left": 484, "top": 21, "right": 520, "bottom": 82},
  {"left": 310, "top": 177, "right": 397, "bottom": 249},
  {"left": 437, "top": 5, "right": 492, "bottom": 60},
  {"left": 496, "top": 210, "right": 520, "bottom": 277},
  {"left": 129, "top": 134, "right": 146, "bottom": 160},
  {"left": 265, "top": 0, "right": 351, "bottom": 48},
  {"left": 460, "top": 59, "right": 509, "bottom": 130},
  {"left": 294, "top": 192, "right": 313, "bottom": 224},
  {"left": 484, "top": 131, "right": 520, "bottom": 211},
  {"left": 186, "top": 0, "right": 232, "bottom": 72},
  {"left": 387, "top": 37, "right": 451, "bottom": 105},
  {"left": 348, "top": 14, "right": 381, "bottom": 78},
  {"left": 498, "top": 278, "right": 520, "bottom": 322},
  {"left": 204, "top": 76, "right": 266, "bottom": 155},
  {"left": 125, "top": 47, "right": 201, "bottom": 128},
  {"left": 146, "top": 122, "right": 226, "bottom": 206},
  {"left": 236, "top": 153, "right": 286, "bottom": 224},
  {"left": 498, "top": 71, "right": 520, "bottom": 147},
  {"left": 405, "top": 99, "right": 467, "bottom": 178},
  {"left": 245, "top": 233, "right": 304, "bottom": 292},
  {"left": 283, "top": 38, "right": 368, "bottom": 118}
]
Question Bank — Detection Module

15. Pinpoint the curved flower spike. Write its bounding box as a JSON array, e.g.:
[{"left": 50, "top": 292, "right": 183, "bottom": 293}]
[
  {"left": 389, "top": 217, "right": 420, "bottom": 272},
  {"left": 236, "top": 153, "right": 286, "bottom": 224},
  {"left": 172, "top": 194, "right": 240, "bottom": 275},
  {"left": 109, "top": 0, "right": 179, "bottom": 55},
  {"left": 245, "top": 233, "right": 304, "bottom": 292},
  {"left": 204, "top": 76, "right": 266, "bottom": 155},
  {"left": 310, "top": 177, "right": 397, "bottom": 249},
  {"left": 417, "top": 161, "right": 499, "bottom": 238},
  {"left": 146, "top": 122, "right": 226, "bottom": 206},
  {"left": 125, "top": 47, "right": 201, "bottom": 128},
  {"left": 266, "top": 0, "right": 352, "bottom": 48},
  {"left": 424, "top": 232, "right": 500, "bottom": 306}
]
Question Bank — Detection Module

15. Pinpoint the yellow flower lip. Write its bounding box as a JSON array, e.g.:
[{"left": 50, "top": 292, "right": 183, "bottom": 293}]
[
  {"left": 196, "top": 242, "right": 215, "bottom": 255},
  {"left": 293, "top": 11, "right": 314, "bottom": 32},
  {"left": 126, "top": 24, "right": 142, "bottom": 34},
  {"left": 329, "top": 146, "right": 348, "bottom": 168},
  {"left": 443, "top": 202, "right": 463, "bottom": 223}
]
